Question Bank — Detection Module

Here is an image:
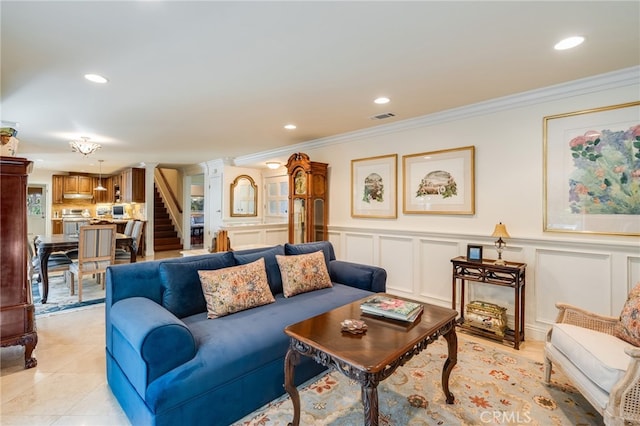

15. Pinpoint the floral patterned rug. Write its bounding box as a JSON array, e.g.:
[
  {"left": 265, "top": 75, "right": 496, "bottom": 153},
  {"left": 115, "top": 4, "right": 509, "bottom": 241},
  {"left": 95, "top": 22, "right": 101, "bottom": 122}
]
[{"left": 235, "top": 338, "right": 601, "bottom": 425}]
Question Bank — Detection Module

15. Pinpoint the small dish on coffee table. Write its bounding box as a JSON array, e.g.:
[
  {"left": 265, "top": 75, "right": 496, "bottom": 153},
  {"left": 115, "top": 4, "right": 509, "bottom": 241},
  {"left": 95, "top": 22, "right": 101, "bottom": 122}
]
[{"left": 341, "top": 319, "right": 367, "bottom": 334}]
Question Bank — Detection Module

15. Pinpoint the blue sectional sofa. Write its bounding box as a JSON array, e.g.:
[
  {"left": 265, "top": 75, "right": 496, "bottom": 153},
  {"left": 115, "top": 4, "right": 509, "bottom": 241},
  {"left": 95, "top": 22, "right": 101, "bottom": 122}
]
[{"left": 105, "top": 241, "right": 387, "bottom": 426}]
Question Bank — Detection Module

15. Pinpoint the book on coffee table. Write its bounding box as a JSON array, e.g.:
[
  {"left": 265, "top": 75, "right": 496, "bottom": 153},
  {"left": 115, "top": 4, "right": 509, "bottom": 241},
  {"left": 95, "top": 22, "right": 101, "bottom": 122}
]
[{"left": 360, "top": 295, "right": 423, "bottom": 322}]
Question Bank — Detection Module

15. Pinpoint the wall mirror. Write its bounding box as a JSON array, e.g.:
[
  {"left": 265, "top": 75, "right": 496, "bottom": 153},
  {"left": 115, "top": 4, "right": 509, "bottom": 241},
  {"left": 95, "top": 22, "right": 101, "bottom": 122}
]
[{"left": 230, "top": 175, "right": 257, "bottom": 217}]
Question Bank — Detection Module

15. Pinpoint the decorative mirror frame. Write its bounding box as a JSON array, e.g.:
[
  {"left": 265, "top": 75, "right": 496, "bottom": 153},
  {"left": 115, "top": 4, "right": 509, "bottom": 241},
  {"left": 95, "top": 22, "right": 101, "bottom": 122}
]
[{"left": 230, "top": 175, "right": 258, "bottom": 217}]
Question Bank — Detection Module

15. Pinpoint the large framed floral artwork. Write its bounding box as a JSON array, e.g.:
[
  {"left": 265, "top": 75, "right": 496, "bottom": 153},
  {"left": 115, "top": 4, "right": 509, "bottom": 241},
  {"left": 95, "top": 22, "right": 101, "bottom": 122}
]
[
  {"left": 351, "top": 154, "right": 397, "bottom": 218},
  {"left": 543, "top": 101, "right": 640, "bottom": 236},
  {"left": 402, "top": 146, "right": 475, "bottom": 215}
]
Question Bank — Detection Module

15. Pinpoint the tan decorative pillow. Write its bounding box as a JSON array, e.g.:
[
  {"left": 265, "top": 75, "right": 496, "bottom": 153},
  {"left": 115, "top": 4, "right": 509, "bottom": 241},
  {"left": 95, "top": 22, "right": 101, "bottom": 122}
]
[
  {"left": 198, "top": 258, "right": 275, "bottom": 319},
  {"left": 276, "top": 250, "right": 332, "bottom": 298},
  {"left": 614, "top": 282, "right": 640, "bottom": 347}
]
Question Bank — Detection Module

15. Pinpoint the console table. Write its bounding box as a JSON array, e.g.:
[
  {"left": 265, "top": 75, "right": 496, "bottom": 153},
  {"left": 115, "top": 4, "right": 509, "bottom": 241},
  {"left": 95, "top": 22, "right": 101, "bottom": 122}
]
[{"left": 451, "top": 256, "right": 526, "bottom": 349}]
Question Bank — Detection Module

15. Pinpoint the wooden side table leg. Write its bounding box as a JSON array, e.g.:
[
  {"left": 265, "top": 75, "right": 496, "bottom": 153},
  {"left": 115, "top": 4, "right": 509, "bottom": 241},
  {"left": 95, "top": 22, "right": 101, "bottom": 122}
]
[
  {"left": 442, "top": 324, "right": 457, "bottom": 404},
  {"left": 362, "top": 385, "right": 379, "bottom": 426},
  {"left": 284, "top": 346, "right": 301, "bottom": 426}
]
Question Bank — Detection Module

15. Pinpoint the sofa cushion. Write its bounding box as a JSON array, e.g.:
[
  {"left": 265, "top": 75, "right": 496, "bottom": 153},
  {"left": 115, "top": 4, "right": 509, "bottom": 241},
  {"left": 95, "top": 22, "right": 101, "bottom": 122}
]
[
  {"left": 276, "top": 250, "right": 332, "bottom": 298},
  {"left": 199, "top": 258, "right": 275, "bottom": 319},
  {"left": 159, "top": 252, "right": 236, "bottom": 318},
  {"left": 233, "top": 245, "right": 285, "bottom": 295},
  {"left": 615, "top": 282, "right": 640, "bottom": 347},
  {"left": 551, "top": 322, "right": 631, "bottom": 393},
  {"left": 284, "top": 241, "right": 334, "bottom": 268}
]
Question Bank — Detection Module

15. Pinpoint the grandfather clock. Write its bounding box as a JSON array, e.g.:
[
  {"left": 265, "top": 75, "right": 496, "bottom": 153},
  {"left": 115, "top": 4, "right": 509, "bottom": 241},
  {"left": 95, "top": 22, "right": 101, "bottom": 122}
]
[{"left": 286, "top": 153, "right": 328, "bottom": 243}]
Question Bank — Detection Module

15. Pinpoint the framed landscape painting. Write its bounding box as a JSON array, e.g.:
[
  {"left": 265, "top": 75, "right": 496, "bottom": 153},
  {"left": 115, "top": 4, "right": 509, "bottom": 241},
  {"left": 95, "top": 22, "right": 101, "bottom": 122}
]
[
  {"left": 351, "top": 154, "right": 397, "bottom": 218},
  {"left": 544, "top": 101, "right": 640, "bottom": 236},
  {"left": 402, "top": 146, "right": 475, "bottom": 215}
]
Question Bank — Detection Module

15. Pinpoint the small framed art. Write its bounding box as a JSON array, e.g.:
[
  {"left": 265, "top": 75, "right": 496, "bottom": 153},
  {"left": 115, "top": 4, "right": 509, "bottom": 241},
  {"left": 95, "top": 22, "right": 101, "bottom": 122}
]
[
  {"left": 466, "top": 244, "right": 483, "bottom": 262},
  {"left": 351, "top": 154, "right": 397, "bottom": 218}
]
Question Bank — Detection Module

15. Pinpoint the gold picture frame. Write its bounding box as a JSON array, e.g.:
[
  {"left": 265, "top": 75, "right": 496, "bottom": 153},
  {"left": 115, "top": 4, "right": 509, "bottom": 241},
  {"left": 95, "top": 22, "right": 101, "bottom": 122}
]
[
  {"left": 351, "top": 154, "right": 397, "bottom": 218},
  {"left": 543, "top": 101, "right": 640, "bottom": 236},
  {"left": 402, "top": 146, "right": 475, "bottom": 215}
]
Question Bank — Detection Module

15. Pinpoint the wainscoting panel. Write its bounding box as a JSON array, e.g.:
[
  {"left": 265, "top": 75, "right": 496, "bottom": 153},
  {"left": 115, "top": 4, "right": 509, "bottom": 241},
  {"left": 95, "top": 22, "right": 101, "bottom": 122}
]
[
  {"left": 536, "top": 249, "right": 611, "bottom": 324},
  {"left": 379, "top": 236, "right": 414, "bottom": 295},
  {"left": 418, "top": 239, "right": 459, "bottom": 305},
  {"left": 343, "top": 233, "right": 375, "bottom": 265}
]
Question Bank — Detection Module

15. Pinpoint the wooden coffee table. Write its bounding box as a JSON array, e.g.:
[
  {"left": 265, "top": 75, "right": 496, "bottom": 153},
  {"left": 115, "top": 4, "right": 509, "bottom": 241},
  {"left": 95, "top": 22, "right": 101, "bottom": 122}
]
[{"left": 284, "top": 293, "right": 458, "bottom": 426}]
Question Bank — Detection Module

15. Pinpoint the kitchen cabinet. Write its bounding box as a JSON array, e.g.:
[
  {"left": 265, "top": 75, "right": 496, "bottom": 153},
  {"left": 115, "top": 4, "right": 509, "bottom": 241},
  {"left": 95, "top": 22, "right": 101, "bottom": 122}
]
[
  {"left": 52, "top": 219, "right": 62, "bottom": 234},
  {"left": 93, "top": 176, "right": 114, "bottom": 204},
  {"left": 0, "top": 156, "right": 37, "bottom": 368},
  {"left": 120, "top": 167, "right": 145, "bottom": 203},
  {"left": 63, "top": 175, "right": 93, "bottom": 195},
  {"left": 52, "top": 175, "right": 64, "bottom": 204}
]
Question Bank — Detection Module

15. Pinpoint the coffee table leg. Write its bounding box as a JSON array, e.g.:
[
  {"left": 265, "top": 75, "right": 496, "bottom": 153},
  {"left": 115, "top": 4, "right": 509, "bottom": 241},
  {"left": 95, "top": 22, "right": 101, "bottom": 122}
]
[
  {"left": 442, "top": 325, "right": 458, "bottom": 404},
  {"left": 361, "top": 385, "right": 379, "bottom": 426},
  {"left": 284, "top": 347, "right": 301, "bottom": 426}
]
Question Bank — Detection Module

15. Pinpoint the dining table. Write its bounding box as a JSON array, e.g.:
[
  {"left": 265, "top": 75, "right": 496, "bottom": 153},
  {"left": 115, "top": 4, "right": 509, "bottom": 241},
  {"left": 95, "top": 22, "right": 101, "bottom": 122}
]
[{"left": 34, "top": 233, "right": 135, "bottom": 303}]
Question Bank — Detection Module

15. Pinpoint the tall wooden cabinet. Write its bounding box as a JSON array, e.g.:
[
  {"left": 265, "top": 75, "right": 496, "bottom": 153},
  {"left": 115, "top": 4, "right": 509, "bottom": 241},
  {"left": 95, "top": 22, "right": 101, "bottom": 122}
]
[
  {"left": 120, "top": 167, "right": 145, "bottom": 203},
  {"left": 286, "top": 153, "right": 328, "bottom": 243},
  {"left": 0, "top": 156, "right": 37, "bottom": 368}
]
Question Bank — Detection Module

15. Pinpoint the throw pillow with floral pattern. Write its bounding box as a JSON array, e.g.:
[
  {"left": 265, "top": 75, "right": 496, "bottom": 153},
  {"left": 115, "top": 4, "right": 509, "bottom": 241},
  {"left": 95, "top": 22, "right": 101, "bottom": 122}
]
[
  {"left": 615, "top": 282, "right": 640, "bottom": 347},
  {"left": 276, "top": 250, "right": 332, "bottom": 298}
]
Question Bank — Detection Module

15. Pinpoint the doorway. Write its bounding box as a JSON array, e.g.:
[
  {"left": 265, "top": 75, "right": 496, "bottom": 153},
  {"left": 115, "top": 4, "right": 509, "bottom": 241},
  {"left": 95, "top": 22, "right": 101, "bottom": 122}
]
[
  {"left": 27, "top": 184, "right": 47, "bottom": 239},
  {"left": 189, "top": 174, "right": 205, "bottom": 249}
]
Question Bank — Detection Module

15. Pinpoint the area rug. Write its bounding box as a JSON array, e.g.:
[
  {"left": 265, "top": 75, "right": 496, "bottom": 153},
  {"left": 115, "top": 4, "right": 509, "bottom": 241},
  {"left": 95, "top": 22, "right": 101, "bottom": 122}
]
[
  {"left": 234, "top": 338, "right": 601, "bottom": 425},
  {"left": 32, "top": 273, "right": 105, "bottom": 316}
]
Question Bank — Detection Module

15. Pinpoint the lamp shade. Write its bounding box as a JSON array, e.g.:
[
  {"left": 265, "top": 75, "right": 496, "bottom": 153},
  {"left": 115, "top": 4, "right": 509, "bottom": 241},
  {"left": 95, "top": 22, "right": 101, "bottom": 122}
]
[{"left": 491, "top": 222, "right": 510, "bottom": 238}]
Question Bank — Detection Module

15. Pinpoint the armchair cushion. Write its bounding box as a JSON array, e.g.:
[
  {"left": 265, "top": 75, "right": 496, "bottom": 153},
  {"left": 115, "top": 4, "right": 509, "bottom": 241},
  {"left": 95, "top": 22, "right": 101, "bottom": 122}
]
[
  {"left": 551, "top": 323, "right": 631, "bottom": 392},
  {"left": 614, "top": 282, "right": 640, "bottom": 347}
]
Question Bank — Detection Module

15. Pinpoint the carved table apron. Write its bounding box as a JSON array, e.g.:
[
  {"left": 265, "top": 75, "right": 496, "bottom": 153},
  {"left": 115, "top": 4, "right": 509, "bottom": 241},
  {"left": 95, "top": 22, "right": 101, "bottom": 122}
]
[{"left": 284, "top": 294, "right": 458, "bottom": 426}]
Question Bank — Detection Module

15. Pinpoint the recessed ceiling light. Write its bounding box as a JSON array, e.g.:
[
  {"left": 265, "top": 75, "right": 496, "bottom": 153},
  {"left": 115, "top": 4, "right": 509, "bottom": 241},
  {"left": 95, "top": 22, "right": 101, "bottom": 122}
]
[
  {"left": 374, "top": 97, "right": 390, "bottom": 104},
  {"left": 266, "top": 162, "right": 281, "bottom": 169},
  {"left": 554, "top": 36, "right": 585, "bottom": 50},
  {"left": 284, "top": 124, "right": 297, "bottom": 130},
  {"left": 84, "top": 73, "right": 109, "bottom": 84}
]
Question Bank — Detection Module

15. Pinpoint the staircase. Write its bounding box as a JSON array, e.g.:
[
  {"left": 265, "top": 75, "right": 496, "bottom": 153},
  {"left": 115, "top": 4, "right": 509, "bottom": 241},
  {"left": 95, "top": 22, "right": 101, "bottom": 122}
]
[{"left": 153, "top": 186, "right": 182, "bottom": 251}]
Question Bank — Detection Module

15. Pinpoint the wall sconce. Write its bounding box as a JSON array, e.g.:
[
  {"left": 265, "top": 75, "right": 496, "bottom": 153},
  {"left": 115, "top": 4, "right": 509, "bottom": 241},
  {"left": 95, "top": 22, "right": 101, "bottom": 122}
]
[
  {"left": 266, "top": 162, "right": 280, "bottom": 169},
  {"left": 491, "top": 222, "right": 510, "bottom": 265},
  {"left": 70, "top": 136, "right": 101, "bottom": 156}
]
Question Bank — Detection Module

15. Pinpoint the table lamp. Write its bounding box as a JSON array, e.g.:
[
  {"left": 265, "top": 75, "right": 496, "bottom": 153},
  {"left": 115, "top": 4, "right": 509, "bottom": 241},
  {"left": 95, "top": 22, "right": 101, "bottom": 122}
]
[{"left": 491, "top": 222, "right": 510, "bottom": 265}]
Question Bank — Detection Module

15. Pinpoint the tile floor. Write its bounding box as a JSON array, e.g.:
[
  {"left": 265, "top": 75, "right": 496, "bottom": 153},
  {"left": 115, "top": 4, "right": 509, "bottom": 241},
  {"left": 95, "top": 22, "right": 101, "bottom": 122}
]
[{"left": 1, "top": 249, "right": 546, "bottom": 425}]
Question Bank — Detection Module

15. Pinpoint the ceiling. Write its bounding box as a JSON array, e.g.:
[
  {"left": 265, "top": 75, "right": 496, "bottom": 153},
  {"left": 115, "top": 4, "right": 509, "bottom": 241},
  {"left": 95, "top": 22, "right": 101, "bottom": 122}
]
[{"left": 2, "top": 1, "right": 639, "bottom": 175}]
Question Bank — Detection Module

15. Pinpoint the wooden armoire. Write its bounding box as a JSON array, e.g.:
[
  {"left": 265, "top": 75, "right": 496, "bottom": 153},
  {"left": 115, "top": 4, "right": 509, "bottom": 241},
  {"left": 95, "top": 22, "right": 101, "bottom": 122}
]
[
  {"left": 0, "top": 156, "right": 37, "bottom": 368},
  {"left": 286, "top": 153, "right": 328, "bottom": 244}
]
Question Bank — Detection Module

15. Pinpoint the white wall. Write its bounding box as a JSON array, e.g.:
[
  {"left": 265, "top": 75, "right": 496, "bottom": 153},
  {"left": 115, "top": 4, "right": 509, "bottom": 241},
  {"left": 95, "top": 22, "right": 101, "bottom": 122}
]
[{"left": 232, "top": 68, "right": 639, "bottom": 342}]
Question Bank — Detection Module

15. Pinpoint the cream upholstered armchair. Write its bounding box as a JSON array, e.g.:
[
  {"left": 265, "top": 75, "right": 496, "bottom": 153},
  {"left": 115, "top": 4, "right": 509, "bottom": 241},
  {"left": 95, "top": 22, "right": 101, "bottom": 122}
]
[{"left": 544, "top": 300, "right": 640, "bottom": 425}]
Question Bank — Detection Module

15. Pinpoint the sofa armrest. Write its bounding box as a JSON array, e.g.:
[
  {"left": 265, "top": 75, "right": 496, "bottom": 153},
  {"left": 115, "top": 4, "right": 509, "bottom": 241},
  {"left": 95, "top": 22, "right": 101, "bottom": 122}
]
[
  {"left": 110, "top": 297, "right": 197, "bottom": 393},
  {"left": 553, "top": 302, "right": 618, "bottom": 335},
  {"left": 329, "top": 260, "right": 387, "bottom": 293},
  {"left": 605, "top": 346, "right": 640, "bottom": 424}
]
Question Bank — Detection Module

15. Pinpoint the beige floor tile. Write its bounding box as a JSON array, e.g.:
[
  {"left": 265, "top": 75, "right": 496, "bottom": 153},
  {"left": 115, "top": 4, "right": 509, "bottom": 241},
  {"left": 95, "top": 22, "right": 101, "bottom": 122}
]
[
  {"left": 1, "top": 373, "right": 104, "bottom": 416},
  {"left": 50, "top": 414, "right": 130, "bottom": 426},
  {"left": 0, "top": 414, "right": 58, "bottom": 425}
]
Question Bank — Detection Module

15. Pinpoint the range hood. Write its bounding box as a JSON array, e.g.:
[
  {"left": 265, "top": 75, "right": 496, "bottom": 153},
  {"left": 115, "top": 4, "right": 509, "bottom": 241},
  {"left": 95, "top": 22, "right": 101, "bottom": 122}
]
[{"left": 63, "top": 193, "right": 94, "bottom": 200}]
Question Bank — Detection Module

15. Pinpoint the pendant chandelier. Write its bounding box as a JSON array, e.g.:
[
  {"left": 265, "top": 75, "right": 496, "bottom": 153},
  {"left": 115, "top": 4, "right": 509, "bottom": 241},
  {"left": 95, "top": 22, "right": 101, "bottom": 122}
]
[
  {"left": 94, "top": 160, "right": 107, "bottom": 191},
  {"left": 70, "top": 136, "right": 101, "bottom": 156}
]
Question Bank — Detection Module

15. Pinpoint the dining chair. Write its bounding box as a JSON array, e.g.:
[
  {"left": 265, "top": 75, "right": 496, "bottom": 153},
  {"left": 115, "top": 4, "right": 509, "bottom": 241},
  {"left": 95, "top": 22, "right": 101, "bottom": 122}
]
[
  {"left": 123, "top": 219, "right": 135, "bottom": 236},
  {"left": 27, "top": 237, "right": 72, "bottom": 287},
  {"left": 67, "top": 224, "right": 116, "bottom": 302},
  {"left": 115, "top": 220, "right": 144, "bottom": 264}
]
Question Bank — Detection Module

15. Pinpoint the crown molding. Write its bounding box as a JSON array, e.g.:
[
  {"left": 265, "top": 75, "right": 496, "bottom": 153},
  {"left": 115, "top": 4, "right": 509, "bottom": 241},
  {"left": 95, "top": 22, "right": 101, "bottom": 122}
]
[{"left": 234, "top": 66, "right": 640, "bottom": 166}]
